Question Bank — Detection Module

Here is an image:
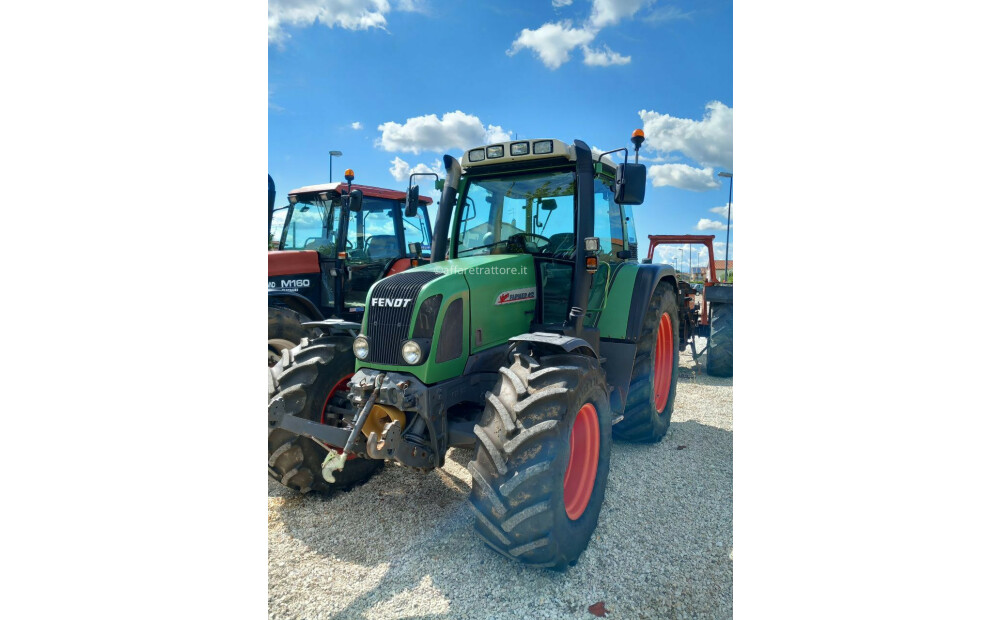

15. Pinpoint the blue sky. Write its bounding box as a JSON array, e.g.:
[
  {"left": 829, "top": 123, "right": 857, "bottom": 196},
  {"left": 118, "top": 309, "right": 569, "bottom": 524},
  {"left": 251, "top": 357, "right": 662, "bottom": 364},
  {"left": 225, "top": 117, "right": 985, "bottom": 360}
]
[{"left": 269, "top": 0, "right": 733, "bottom": 270}]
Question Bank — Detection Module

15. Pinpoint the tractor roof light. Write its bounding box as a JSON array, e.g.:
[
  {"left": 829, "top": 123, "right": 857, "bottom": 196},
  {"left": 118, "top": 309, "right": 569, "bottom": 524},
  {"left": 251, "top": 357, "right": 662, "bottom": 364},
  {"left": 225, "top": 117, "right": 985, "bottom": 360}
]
[
  {"left": 533, "top": 140, "right": 553, "bottom": 154},
  {"left": 461, "top": 138, "right": 574, "bottom": 167},
  {"left": 344, "top": 169, "right": 355, "bottom": 182}
]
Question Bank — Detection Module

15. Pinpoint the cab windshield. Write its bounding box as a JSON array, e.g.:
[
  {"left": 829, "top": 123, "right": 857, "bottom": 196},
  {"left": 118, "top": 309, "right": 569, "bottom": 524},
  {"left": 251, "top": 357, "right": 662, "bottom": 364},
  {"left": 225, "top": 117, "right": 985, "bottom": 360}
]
[
  {"left": 456, "top": 170, "right": 577, "bottom": 258},
  {"left": 280, "top": 198, "right": 339, "bottom": 253}
]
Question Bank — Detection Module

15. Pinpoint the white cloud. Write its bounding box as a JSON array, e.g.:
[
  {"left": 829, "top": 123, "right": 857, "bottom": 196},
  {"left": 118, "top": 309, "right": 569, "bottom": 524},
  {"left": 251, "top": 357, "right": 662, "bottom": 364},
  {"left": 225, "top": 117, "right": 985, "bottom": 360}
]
[
  {"left": 388, "top": 156, "right": 442, "bottom": 183},
  {"left": 507, "top": 21, "right": 595, "bottom": 70},
  {"left": 377, "top": 110, "right": 510, "bottom": 154},
  {"left": 644, "top": 5, "right": 693, "bottom": 23},
  {"left": 639, "top": 101, "right": 733, "bottom": 170},
  {"left": 648, "top": 163, "right": 720, "bottom": 191},
  {"left": 396, "top": 0, "right": 427, "bottom": 12},
  {"left": 589, "top": 0, "right": 650, "bottom": 29},
  {"left": 552, "top": 0, "right": 573, "bottom": 6},
  {"left": 582, "top": 44, "right": 631, "bottom": 66},
  {"left": 351, "top": 121, "right": 363, "bottom": 130},
  {"left": 709, "top": 204, "right": 732, "bottom": 219},
  {"left": 696, "top": 218, "right": 727, "bottom": 231},
  {"left": 268, "top": 0, "right": 391, "bottom": 45},
  {"left": 485, "top": 124, "right": 512, "bottom": 144}
]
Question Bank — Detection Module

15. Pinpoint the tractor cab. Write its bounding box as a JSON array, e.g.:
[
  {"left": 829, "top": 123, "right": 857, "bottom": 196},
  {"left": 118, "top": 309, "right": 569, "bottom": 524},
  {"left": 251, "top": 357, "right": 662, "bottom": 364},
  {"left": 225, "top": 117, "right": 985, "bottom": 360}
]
[
  {"left": 268, "top": 171, "right": 434, "bottom": 321},
  {"left": 450, "top": 141, "right": 641, "bottom": 338}
]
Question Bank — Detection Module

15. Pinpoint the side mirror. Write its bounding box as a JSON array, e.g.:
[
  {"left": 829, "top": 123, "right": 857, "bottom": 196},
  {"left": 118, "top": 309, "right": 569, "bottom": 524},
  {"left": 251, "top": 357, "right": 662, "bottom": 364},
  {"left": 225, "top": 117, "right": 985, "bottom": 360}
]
[
  {"left": 405, "top": 185, "right": 420, "bottom": 218},
  {"left": 614, "top": 163, "right": 646, "bottom": 205},
  {"left": 344, "top": 189, "right": 363, "bottom": 212}
]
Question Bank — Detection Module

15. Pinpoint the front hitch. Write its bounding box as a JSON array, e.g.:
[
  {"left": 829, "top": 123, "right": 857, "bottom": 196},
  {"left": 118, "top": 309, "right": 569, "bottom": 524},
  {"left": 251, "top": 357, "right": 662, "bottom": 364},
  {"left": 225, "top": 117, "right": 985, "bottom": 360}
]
[{"left": 321, "top": 373, "right": 386, "bottom": 483}]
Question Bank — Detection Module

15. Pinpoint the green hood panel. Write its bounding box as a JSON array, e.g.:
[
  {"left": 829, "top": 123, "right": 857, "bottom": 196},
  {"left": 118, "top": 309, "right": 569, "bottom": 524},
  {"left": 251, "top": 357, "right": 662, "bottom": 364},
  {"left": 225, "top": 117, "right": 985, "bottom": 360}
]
[{"left": 356, "top": 254, "right": 537, "bottom": 384}]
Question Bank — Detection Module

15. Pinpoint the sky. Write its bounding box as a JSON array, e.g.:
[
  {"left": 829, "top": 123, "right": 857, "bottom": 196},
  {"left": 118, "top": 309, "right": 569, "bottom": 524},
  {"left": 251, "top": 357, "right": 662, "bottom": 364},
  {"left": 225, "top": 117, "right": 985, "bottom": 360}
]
[{"left": 268, "top": 0, "right": 733, "bottom": 272}]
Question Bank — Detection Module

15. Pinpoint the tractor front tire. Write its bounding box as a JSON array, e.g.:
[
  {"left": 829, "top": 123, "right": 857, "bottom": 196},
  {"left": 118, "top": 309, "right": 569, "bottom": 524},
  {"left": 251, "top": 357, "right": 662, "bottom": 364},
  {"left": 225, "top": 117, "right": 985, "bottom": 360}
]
[
  {"left": 267, "top": 337, "right": 383, "bottom": 495},
  {"left": 613, "top": 280, "right": 680, "bottom": 443},
  {"left": 268, "top": 306, "right": 312, "bottom": 367},
  {"left": 469, "top": 350, "right": 612, "bottom": 570},
  {"left": 706, "top": 303, "right": 733, "bottom": 377}
]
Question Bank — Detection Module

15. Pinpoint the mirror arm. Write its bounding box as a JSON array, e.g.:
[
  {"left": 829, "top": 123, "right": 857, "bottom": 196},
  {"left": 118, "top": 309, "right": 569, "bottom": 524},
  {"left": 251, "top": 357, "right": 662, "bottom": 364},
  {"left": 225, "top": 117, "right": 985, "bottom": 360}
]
[{"left": 597, "top": 147, "right": 629, "bottom": 166}]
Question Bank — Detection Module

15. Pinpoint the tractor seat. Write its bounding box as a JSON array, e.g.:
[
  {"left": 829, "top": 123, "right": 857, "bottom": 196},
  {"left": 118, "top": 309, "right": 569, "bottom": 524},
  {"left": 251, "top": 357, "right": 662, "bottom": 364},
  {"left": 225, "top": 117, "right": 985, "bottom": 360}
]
[{"left": 366, "top": 235, "right": 398, "bottom": 260}]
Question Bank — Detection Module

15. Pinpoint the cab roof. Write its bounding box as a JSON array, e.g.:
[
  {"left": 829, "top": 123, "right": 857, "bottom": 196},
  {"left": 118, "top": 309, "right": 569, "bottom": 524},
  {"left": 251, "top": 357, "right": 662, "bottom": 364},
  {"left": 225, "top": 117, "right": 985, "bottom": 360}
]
[
  {"left": 288, "top": 183, "right": 432, "bottom": 204},
  {"left": 461, "top": 138, "right": 619, "bottom": 171}
]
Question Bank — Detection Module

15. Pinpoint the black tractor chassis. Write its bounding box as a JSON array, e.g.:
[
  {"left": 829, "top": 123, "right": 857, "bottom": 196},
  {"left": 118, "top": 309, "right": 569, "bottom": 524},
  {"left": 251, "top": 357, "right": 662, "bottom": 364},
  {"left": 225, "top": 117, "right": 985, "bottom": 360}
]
[{"left": 268, "top": 368, "right": 496, "bottom": 470}]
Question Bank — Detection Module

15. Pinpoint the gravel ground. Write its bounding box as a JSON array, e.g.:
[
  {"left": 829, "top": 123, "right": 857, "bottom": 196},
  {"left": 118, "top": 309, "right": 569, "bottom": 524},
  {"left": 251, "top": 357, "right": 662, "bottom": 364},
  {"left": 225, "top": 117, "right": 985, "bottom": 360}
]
[{"left": 268, "top": 338, "right": 732, "bottom": 619}]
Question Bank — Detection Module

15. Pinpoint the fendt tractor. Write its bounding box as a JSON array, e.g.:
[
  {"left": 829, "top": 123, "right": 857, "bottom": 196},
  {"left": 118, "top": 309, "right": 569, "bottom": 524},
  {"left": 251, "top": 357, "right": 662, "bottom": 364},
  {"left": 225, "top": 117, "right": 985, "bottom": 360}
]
[
  {"left": 645, "top": 234, "right": 733, "bottom": 377},
  {"left": 268, "top": 170, "right": 434, "bottom": 365},
  {"left": 268, "top": 132, "right": 686, "bottom": 570}
]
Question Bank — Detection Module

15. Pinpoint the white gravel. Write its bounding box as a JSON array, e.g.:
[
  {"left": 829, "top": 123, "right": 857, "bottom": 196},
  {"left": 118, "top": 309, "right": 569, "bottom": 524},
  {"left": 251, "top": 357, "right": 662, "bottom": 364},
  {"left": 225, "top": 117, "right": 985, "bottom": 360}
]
[{"left": 269, "top": 342, "right": 732, "bottom": 619}]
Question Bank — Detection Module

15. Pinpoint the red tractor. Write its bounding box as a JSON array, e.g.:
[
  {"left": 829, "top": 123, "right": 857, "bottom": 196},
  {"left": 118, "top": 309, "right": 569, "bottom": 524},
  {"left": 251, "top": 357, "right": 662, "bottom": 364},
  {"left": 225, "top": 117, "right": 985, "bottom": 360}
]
[
  {"left": 646, "top": 234, "right": 732, "bottom": 377},
  {"left": 268, "top": 170, "right": 434, "bottom": 365}
]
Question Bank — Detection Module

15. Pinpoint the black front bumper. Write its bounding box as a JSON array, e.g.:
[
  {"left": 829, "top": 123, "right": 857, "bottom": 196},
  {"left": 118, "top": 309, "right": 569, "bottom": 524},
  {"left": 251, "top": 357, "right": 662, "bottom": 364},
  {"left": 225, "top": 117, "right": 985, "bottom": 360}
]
[{"left": 267, "top": 368, "right": 496, "bottom": 469}]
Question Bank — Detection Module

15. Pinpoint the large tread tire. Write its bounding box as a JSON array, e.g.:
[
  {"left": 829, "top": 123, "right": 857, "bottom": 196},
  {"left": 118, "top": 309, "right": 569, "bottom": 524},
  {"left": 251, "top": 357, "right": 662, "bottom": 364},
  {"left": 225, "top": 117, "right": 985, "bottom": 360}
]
[
  {"left": 706, "top": 303, "right": 733, "bottom": 377},
  {"left": 613, "top": 280, "right": 680, "bottom": 443},
  {"left": 268, "top": 306, "right": 313, "bottom": 367},
  {"left": 469, "top": 350, "right": 612, "bottom": 571},
  {"left": 267, "top": 337, "right": 383, "bottom": 495}
]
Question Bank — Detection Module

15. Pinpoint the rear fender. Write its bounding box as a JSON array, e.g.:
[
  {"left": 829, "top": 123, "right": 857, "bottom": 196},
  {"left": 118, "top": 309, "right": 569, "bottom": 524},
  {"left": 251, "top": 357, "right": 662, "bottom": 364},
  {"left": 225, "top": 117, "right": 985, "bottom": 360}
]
[
  {"left": 625, "top": 264, "right": 679, "bottom": 341},
  {"left": 301, "top": 318, "right": 362, "bottom": 338},
  {"left": 508, "top": 332, "right": 597, "bottom": 358},
  {"left": 268, "top": 292, "right": 323, "bottom": 321}
]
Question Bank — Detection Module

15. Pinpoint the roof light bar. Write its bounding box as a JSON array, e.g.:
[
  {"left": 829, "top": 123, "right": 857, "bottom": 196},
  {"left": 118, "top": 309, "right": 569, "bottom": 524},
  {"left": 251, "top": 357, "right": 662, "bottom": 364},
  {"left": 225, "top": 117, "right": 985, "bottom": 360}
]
[{"left": 533, "top": 140, "right": 553, "bottom": 155}]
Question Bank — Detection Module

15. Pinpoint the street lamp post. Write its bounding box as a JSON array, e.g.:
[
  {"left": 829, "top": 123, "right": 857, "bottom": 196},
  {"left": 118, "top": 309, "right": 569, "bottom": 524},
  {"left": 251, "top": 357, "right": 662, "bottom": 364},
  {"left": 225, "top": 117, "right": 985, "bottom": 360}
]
[
  {"left": 329, "top": 150, "right": 343, "bottom": 183},
  {"left": 718, "top": 171, "right": 733, "bottom": 282}
]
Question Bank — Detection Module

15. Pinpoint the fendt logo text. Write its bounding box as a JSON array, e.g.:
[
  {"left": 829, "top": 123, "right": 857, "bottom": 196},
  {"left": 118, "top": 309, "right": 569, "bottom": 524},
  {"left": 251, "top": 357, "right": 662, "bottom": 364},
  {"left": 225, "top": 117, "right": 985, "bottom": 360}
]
[{"left": 372, "top": 298, "right": 413, "bottom": 308}]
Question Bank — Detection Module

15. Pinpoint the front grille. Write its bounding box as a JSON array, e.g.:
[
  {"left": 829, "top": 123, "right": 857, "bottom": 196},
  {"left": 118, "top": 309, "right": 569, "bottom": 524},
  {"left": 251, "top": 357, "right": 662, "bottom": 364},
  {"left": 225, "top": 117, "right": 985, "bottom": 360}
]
[{"left": 366, "top": 271, "right": 444, "bottom": 365}]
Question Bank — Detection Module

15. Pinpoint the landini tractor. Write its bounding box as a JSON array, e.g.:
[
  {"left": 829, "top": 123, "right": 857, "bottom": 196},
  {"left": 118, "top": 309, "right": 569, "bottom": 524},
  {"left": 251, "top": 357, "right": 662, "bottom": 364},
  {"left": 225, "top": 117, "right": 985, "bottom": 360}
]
[
  {"left": 267, "top": 170, "right": 434, "bottom": 365},
  {"left": 267, "top": 132, "right": 685, "bottom": 570},
  {"left": 645, "top": 234, "right": 733, "bottom": 377}
]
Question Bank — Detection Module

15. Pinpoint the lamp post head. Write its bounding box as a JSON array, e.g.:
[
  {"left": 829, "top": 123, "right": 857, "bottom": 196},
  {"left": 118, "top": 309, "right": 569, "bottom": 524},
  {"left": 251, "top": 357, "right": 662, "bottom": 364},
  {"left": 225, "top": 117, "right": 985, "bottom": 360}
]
[
  {"left": 329, "top": 150, "right": 342, "bottom": 157},
  {"left": 718, "top": 171, "right": 732, "bottom": 178}
]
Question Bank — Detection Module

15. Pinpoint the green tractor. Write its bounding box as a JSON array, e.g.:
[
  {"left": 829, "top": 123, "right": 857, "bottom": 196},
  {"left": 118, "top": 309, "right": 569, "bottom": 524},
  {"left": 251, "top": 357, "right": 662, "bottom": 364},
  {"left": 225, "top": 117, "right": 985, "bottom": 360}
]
[{"left": 268, "top": 132, "right": 683, "bottom": 570}]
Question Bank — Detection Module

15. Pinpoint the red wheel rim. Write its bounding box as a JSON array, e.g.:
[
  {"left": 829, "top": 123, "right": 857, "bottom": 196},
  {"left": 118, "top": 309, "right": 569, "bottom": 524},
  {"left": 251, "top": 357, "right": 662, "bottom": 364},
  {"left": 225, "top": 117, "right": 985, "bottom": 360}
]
[
  {"left": 653, "top": 312, "right": 673, "bottom": 413},
  {"left": 321, "top": 374, "right": 355, "bottom": 459},
  {"left": 563, "top": 403, "right": 600, "bottom": 521}
]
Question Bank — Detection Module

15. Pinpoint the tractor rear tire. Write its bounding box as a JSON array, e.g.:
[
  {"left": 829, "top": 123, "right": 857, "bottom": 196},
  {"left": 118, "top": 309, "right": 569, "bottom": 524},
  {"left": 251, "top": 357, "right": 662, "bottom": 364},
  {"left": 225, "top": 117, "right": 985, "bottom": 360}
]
[
  {"left": 613, "top": 279, "right": 680, "bottom": 443},
  {"left": 706, "top": 303, "right": 733, "bottom": 377},
  {"left": 267, "top": 337, "right": 383, "bottom": 495},
  {"left": 268, "top": 306, "right": 312, "bottom": 367},
  {"left": 468, "top": 350, "right": 612, "bottom": 571}
]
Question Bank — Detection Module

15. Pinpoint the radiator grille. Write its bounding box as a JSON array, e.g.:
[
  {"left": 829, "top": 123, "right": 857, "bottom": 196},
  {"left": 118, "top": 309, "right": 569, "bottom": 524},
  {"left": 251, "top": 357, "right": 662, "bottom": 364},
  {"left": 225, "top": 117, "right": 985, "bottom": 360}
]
[{"left": 366, "top": 271, "right": 444, "bottom": 365}]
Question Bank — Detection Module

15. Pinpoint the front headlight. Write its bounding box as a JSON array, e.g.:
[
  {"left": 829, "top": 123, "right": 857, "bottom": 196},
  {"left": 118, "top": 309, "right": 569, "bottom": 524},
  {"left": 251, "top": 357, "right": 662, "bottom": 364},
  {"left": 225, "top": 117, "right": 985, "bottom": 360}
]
[
  {"left": 353, "top": 336, "right": 370, "bottom": 360},
  {"left": 401, "top": 340, "right": 422, "bottom": 365}
]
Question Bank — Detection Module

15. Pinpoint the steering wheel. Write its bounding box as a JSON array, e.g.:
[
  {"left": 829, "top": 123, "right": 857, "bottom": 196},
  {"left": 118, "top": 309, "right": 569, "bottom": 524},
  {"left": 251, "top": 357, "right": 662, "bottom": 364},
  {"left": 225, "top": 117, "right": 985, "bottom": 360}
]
[{"left": 506, "top": 232, "right": 550, "bottom": 253}]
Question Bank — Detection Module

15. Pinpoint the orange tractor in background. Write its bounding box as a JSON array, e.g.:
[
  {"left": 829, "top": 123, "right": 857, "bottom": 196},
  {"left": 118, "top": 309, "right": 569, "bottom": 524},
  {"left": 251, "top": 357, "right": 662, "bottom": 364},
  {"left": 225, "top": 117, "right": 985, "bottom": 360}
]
[
  {"left": 268, "top": 170, "right": 434, "bottom": 365},
  {"left": 645, "top": 234, "right": 733, "bottom": 376}
]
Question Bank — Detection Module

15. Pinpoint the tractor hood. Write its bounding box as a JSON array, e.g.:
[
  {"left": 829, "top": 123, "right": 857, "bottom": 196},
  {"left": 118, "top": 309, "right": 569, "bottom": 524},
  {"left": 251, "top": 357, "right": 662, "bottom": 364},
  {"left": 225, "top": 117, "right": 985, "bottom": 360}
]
[
  {"left": 358, "top": 254, "right": 536, "bottom": 385},
  {"left": 268, "top": 250, "right": 320, "bottom": 277}
]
